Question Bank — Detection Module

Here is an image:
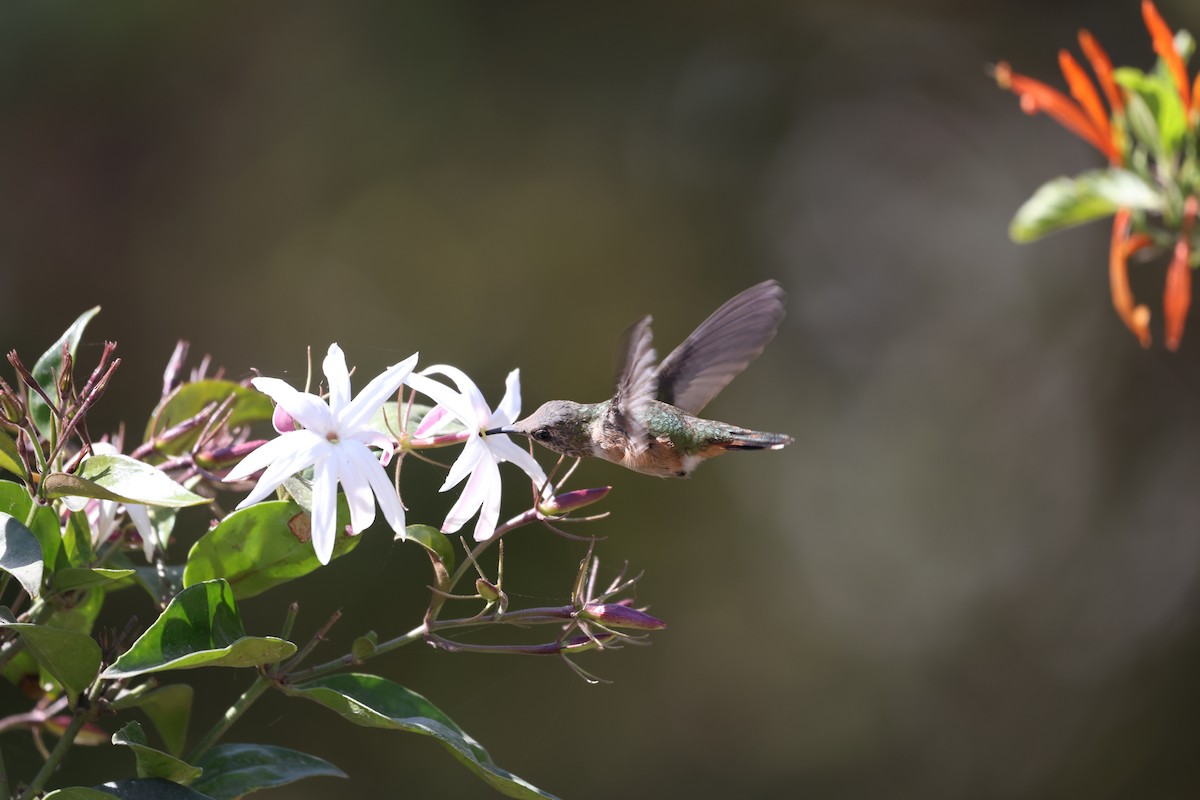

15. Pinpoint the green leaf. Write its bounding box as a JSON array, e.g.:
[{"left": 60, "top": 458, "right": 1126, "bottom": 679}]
[
  {"left": 145, "top": 381, "right": 274, "bottom": 457},
  {"left": 0, "top": 480, "right": 61, "bottom": 574},
  {"left": 280, "top": 475, "right": 312, "bottom": 514},
  {"left": 60, "top": 510, "right": 94, "bottom": 569},
  {"left": 146, "top": 504, "right": 178, "bottom": 556},
  {"left": 111, "top": 684, "right": 194, "bottom": 757},
  {"left": 287, "top": 674, "right": 561, "bottom": 800},
  {"left": 113, "top": 721, "right": 204, "bottom": 784},
  {"left": 54, "top": 567, "right": 136, "bottom": 592},
  {"left": 29, "top": 306, "right": 100, "bottom": 441},
  {"left": 0, "top": 610, "right": 101, "bottom": 704},
  {"left": 1114, "top": 66, "right": 1186, "bottom": 159},
  {"left": 403, "top": 524, "right": 456, "bottom": 575},
  {"left": 43, "top": 789, "right": 122, "bottom": 800},
  {"left": 1010, "top": 168, "right": 1165, "bottom": 242},
  {"left": 129, "top": 564, "right": 185, "bottom": 603},
  {"left": 0, "top": 512, "right": 44, "bottom": 597},
  {"left": 102, "top": 580, "right": 295, "bottom": 679},
  {"left": 1122, "top": 89, "right": 1163, "bottom": 157},
  {"left": 7, "top": 589, "right": 107, "bottom": 697},
  {"left": 0, "top": 429, "right": 28, "bottom": 481},
  {"left": 46, "top": 779, "right": 217, "bottom": 799},
  {"left": 192, "top": 744, "right": 346, "bottom": 800},
  {"left": 183, "top": 499, "right": 357, "bottom": 600},
  {"left": 44, "top": 454, "right": 209, "bottom": 508}
]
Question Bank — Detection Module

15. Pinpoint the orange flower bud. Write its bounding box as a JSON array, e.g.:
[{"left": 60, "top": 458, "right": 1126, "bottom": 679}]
[
  {"left": 1058, "top": 49, "right": 1118, "bottom": 164},
  {"left": 1078, "top": 30, "right": 1124, "bottom": 114},
  {"left": 1110, "top": 209, "right": 1153, "bottom": 348},
  {"left": 994, "top": 62, "right": 1121, "bottom": 163},
  {"left": 1163, "top": 197, "right": 1198, "bottom": 351},
  {"left": 1142, "top": 1, "right": 1191, "bottom": 114}
]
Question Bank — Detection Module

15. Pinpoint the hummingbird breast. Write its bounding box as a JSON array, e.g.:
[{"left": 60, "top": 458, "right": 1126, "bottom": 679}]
[{"left": 592, "top": 400, "right": 721, "bottom": 478}]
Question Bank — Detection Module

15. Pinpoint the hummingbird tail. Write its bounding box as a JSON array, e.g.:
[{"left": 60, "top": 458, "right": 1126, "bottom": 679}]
[{"left": 723, "top": 429, "right": 793, "bottom": 451}]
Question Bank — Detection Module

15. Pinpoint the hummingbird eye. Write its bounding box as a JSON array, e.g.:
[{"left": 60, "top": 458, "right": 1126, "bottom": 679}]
[{"left": 533, "top": 428, "right": 552, "bottom": 442}]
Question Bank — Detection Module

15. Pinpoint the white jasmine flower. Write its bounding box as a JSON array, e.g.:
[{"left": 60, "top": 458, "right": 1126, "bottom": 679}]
[
  {"left": 406, "top": 366, "right": 549, "bottom": 542},
  {"left": 226, "top": 344, "right": 415, "bottom": 564}
]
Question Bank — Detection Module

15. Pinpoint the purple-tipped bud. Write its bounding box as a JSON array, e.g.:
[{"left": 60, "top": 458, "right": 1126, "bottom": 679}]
[
  {"left": 581, "top": 603, "right": 666, "bottom": 631},
  {"left": 200, "top": 440, "right": 269, "bottom": 471},
  {"left": 538, "top": 486, "right": 611, "bottom": 516},
  {"left": 272, "top": 404, "right": 297, "bottom": 434}
]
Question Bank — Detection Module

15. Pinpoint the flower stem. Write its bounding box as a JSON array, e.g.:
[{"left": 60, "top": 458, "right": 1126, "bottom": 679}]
[
  {"left": 16, "top": 711, "right": 86, "bottom": 800},
  {"left": 0, "top": 740, "right": 9, "bottom": 800},
  {"left": 446, "top": 508, "right": 539, "bottom": 590},
  {"left": 186, "top": 674, "right": 271, "bottom": 763},
  {"left": 283, "top": 622, "right": 429, "bottom": 684}
]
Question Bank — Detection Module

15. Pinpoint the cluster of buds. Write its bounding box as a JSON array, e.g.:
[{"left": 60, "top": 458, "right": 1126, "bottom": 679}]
[
  {"left": 995, "top": 1, "right": 1200, "bottom": 350},
  {"left": 0, "top": 327, "right": 265, "bottom": 564},
  {"left": 425, "top": 536, "right": 665, "bottom": 684},
  {"left": 2, "top": 339, "right": 120, "bottom": 483}
]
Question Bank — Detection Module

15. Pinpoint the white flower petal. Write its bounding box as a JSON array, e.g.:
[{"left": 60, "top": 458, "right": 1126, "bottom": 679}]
[
  {"left": 493, "top": 369, "right": 522, "bottom": 427},
  {"left": 419, "top": 365, "right": 491, "bottom": 423},
  {"left": 349, "top": 443, "right": 407, "bottom": 536},
  {"left": 346, "top": 427, "right": 395, "bottom": 454},
  {"left": 472, "top": 468, "right": 504, "bottom": 542},
  {"left": 404, "top": 372, "right": 477, "bottom": 429},
  {"left": 226, "top": 430, "right": 317, "bottom": 482},
  {"left": 336, "top": 443, "right": 377, "bottom": 536},
  {"left": 124, "top": 503, "right": 157, "bottom": 561},
  {"left": 61, "top": 494, "right": 89, "bottom": 513},
  {"left": 340, "top": 352, "right": 418, "bottom": 431},
  {"left": 90, "top": 499, "right": 118, "bottom": 546},
  {"left": 228, "top": 429, "right": 322, "bottom": 481},
  {"left": 440, "top": 461, "right": 492, "bottom": 534},
  {"left": 412, "top": 404, "right": 452, "bottom": 438},
  {"left": 323, "top": 344, "right": 352, "bottom": 417},
  {"left": 310, "top": 458, "right": 339, "bottom": 565},
  {"left": 250, "top": 378, "right": 334, "bottom": 436},
  {"left": 488, "top": 435, "right": 550, "bottom": 493},
  {"left": 440, "top": 433, "right": 487, "bottom": 493},
  {"left": 234, "top": 433, "right": 329, "bottom": 508}
]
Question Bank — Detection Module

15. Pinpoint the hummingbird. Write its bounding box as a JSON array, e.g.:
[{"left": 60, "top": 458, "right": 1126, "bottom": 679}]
[{"left": 488, "top": 280, "right": 793, "bottom": 478}]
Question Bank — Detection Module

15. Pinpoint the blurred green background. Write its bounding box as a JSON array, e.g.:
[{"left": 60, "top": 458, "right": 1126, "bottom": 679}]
[{"left": 4, "top": 1, "right": 1200, "bottom": 798}]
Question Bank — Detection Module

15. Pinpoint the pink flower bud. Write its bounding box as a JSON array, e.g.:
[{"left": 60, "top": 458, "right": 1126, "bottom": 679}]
[
  {"left": 273, "top": 404, "right": 297, "bottom": 433},
  {"left": 198, "top": 440, "right": 269, "bottom": 470},
  {"left": 581, "top": 603, "right": 666, "bottom": 631},
  {"left": 538, "top": 486, "right": 611, "bottom": 516}
]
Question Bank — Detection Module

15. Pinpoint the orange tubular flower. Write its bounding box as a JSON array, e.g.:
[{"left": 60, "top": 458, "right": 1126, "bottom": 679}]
[
  {"left": 1059, "top": 49, "right": 1117, "bottom": 159},
  {"left": 1110, "top": 208, "right": 1153, "bottom": 347},
  {"left": 994, "top": 62, "right": 1122, "bottom": 164},
  {"left": 1163, "top": 197, "right": 1198, "bottom": 351},
  {"left": 1142, "top": 0, "right": 1192, "bottom": 114},
  {"left": 1078, "top": 30, "right": 1125, "bottom": 114}
]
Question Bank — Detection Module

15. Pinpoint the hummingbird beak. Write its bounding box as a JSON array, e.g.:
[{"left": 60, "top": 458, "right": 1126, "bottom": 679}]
[{"left": 484, "top": 425, "right": 513, "bottom": 436}]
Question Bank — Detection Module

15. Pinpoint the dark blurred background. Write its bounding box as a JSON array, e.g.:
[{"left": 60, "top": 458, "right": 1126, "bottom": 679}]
[{"left": 4, "top": 1, "right": 1200, "bottom": 798}]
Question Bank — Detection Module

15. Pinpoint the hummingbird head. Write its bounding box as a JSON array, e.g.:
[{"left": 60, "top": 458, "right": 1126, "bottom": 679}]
[{"left": 487, "top": 400, "right": 595, "bottom": 457}]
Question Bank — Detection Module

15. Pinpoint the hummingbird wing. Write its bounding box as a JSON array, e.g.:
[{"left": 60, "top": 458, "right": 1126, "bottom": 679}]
[
  {"left": 608, "top": 314, "right": 658, "bottom": 455},
  {"left": 654, "top": 279, "right": 786, "bottom": 415}
]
